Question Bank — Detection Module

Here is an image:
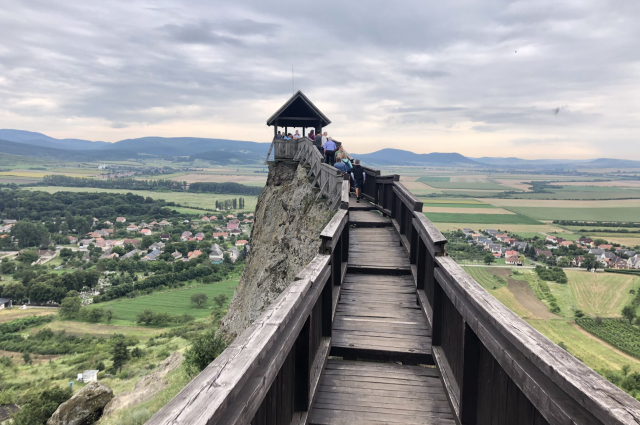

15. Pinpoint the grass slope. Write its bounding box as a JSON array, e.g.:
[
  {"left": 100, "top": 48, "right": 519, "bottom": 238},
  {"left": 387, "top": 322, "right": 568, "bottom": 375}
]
[{"left": 86, "top": 278, "right": 239, "bottom": 325}]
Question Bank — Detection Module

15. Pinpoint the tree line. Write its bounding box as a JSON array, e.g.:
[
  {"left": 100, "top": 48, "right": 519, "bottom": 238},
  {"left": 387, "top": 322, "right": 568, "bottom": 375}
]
[
  {"left": 40, "top": 174, "right": 183, "bottom": 190},
  {"left": 38, "top": 175, "right": 263, "bottom": 196},
  {"left": 189, "top": 182, "right": 262, "bottom": 196},
  {"left": 215, "top": 198, "right": 246, "bottom": 210}
]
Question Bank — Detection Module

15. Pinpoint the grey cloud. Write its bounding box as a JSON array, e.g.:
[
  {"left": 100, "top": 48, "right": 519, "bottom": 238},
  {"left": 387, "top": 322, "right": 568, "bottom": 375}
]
[{"left": 1, "top": 0, "right": 640, "bottom": 157}]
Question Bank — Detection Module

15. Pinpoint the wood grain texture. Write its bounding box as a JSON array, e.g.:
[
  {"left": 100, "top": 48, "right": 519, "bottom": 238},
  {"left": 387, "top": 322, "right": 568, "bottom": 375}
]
[{"left": 308, "top": 359, "right": 455, "bottom": 425}]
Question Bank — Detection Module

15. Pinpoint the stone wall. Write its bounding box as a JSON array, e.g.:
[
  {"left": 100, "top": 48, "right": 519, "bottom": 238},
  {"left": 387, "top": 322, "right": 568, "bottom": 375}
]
[{"left": 217, "top": 162, "right": 332, "bottom": 340}]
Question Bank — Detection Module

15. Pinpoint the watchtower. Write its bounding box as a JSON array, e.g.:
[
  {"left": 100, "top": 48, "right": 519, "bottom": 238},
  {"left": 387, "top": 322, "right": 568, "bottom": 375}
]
[{"left": 267, "top": 90, "right": 331, "bottom": 138}]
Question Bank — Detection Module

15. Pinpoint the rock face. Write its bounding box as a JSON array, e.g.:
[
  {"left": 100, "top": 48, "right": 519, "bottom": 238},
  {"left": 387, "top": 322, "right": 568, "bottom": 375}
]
[
  {"left": 218, "top": 162, "right": 332, "bottom": 340},
  {"left": 103, "top": 351, "right": 184, "bottom": 416},
  {"left": 47, "top": 381, "right": 113, "bottom": 425}
]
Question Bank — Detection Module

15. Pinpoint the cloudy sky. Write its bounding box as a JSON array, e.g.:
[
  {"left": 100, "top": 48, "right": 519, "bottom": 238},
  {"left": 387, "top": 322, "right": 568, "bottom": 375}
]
[{"left": 1, "top": 0, "right": 639, "bottom": 158}]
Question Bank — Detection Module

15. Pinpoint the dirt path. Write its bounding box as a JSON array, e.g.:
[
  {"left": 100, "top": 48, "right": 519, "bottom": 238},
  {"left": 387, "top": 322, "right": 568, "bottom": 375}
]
[
  {"left": 571, "top": 323, "right": 640, "bottom": 364},
  {"left": 507, "top": 279, "right": 558, "bottom": 319}
]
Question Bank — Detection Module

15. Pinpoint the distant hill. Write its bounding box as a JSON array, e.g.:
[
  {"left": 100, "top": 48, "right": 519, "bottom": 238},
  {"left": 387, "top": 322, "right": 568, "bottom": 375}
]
[
  {"left": 2, "top": 129, "right": 640, "bottom": 169},
  {"left": 0, "top": 129, "right": 109, "bottom": 150},
  {"left": 110, "top": 136, "right": 270, "bottom": 157},
  {"left": 353, "top": 149, "right": 480, "bottom": 166},
  {"left": 0, "top": 138, "right": 134, "bottom": 161}
]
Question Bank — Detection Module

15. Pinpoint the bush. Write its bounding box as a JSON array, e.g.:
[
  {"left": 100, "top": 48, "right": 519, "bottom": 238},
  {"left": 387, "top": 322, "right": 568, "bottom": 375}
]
[
  {"left": 184, "top": 330, "right": 226, "bottom": 376},
  {"left": 11, "top": 386, "right": 72, "bottom": 425}
]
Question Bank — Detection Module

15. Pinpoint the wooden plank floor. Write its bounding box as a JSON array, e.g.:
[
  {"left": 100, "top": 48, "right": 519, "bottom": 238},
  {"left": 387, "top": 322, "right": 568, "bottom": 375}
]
[
  {"left": 331, "top": 273, "right": 433, "bottom": 363},
  {"left": 349, "top": 228, "right": 411, "bottom": 273},
  {"left": 349, "top": 210, "right": 392, "bottom": 227},
  {"left": 309, "top": 360, "right": 455, "bottom": 425},
  {"left": 348, "top": 196, "right": 375, "bottom": 211}
]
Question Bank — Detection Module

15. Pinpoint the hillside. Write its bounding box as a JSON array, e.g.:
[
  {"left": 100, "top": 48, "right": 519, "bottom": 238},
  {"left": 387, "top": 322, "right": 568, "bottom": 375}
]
[
  {"left": 0, "top": 139, "right": 133, "bottom": 161},
  {"left": 353, "top": 149, "right": 480, "bottom": 166}
]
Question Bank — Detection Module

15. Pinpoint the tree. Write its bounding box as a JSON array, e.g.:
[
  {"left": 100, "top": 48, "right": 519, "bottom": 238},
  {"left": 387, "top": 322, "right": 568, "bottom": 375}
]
[
  {"left": 622, "top": 306, "right": 636, "bottom": 324},
  {"left": 11, "top": 221, "right": 49, "bottom": 249},
  {"left": 17, "top": 250, "right": 39, "bottom": 265},
  {"left": 105, "top": 309, "right": 114, "bottom": 325},
  {"left": 557, "top": 257, "right": 571, "bottom": 268},
  {"left": 59, "top": 295, "right": 82, "bottom": 318},
  {"left": 213, "top": 294, "right": 228, "bottom": 309},
  {"left": 131, "top": 347, "right": 143, "bottom": 358},
  {"left": 190, "top": 293, "right": 208, "bottom": 309},
  {"left": 86, "top": 308, "right": 105, "bottom": 323},
  {"left": 582, "top": 254, "right": 599, "bottom": 271},
  {"left": 483, "top": 254, "right": 495, "bottom": 265},
  {"left": 111, "top": 339, "right": 130, "bottom": 373},
  {"left": 136, "top": 309, "right": 155, "bottom": 325},
  {"left": 184, "top": 330, "right": 226, "bottom": 376},
  {"left": 11, "top": 386, "right": 72, "bottom": 425},
  {"left": 0, "top": 261, "right": 16, "bottom": 274},
  {"left": 1, "top": 282, "right": 25, "bottom": 301},
  {"left": 22, "top": 352, "right": 32, "bottom": 365}
]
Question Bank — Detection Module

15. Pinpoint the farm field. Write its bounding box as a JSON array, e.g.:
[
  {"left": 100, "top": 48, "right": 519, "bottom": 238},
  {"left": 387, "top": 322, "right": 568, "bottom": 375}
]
[
  {"left": 505, "top": 206, "right": 640, "bottom": 222},
  {"left": 24, "top": 186, "right": 259, "bottom": 212},
  {"left": 422, "top": 207, "right": 514, "bottom": 215},
  {"left": 527, "top": 319, "right": 640, "bottom": 373},
  {"left": 460, "top": 266, "right": 640, "bottom": 373},
  {"left": 423, "top": 212, "right": 540, "bottom": 225},
  {"left": 566, "top": 271, "right": 639, "bottom": 316},
  {"left": 419, "top": 181, "right": 513, "bottom": 191},
  {"left": 84, "top": 277, "right": 240, "bottom": 325}
]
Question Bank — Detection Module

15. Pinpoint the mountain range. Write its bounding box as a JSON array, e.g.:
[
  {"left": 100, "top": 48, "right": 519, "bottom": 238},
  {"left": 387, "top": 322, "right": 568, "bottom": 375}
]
[{"left": 1, "top": 129, "right": 639, "bottom": 169}]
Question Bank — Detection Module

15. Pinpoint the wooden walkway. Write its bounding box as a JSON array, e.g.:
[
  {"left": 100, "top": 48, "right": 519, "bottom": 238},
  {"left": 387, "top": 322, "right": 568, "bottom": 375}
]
[{"left": 309, "top": 202, "right": 451, "bottom": 424}]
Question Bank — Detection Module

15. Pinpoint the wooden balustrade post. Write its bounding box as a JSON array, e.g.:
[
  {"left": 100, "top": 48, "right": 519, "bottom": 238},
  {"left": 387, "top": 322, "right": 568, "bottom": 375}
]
[
  {"left": 294, "top": 318, "right": 311, "bottom": 411},
  {"left": 321, "top": 274, "right": 332, "bottom": 338},
  {"left": 333, "top": 235, "right": 342, "bottom": 287},
  {"left": 460, "top": 323, "right": 480, "bottom": 425},
  {"left": 416, "top": 238, "right": 426, "bottom": 291},
  {"left": 431, "top": 277, "right": 443, "bottom": 346},
  {"left": 410, "top": 225, "right": 418, "bottom": 265},
  {"left": 341, "top": 221, "right": 349, "bottom": 264}
]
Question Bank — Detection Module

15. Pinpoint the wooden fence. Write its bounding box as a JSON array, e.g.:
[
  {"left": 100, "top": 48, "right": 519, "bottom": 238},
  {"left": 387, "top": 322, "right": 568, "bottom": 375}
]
[
  {"left": 149, "top": 139, "right": 640, "bottom": 425},
  {"left": 147, "top": 198, "right": 350, "bottom": 425},
  {"left": 360, "top": 170, "right": 640, "bottom": 425}
]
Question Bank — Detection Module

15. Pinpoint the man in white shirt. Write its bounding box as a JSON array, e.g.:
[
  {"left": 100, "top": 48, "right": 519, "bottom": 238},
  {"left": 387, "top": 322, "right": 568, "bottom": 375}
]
[{"left": 292, "top": 130, "right": 301, "bottom": 139}]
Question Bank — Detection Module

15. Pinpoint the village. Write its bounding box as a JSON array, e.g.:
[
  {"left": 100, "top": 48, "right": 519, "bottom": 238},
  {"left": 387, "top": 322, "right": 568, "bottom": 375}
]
[{"left": 461, "top": 227, "right": 639, "bottom": 269}]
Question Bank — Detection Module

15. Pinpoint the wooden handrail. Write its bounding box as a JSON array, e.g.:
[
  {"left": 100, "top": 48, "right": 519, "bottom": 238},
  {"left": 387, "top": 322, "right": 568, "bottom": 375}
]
[
  {"left": 361, "top": 160, "right": 640, "bottom": 425},
  {"left": 148, "top": 140, "right": 351, "bottom": 425}
]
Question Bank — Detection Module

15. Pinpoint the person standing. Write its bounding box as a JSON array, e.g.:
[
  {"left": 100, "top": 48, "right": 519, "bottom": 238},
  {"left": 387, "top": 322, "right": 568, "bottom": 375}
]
[
  {"left": 309, "top": 130, "right": 315, "bottom": 141},
  {"left": 276, "top": 131, "right": 282, "bottom": 139},
  {"left": 293, "top": 130, "right": 301, "bottom": 139},
  {"left": 324, "top": 137, "right": 337, "bottom": 164},
  {"left": 333, "top": 153, "right": 348, "bottom": 173},
  {"left": 314, "top": 131, "right": 323, "bottom": 154},
  {"left": 351, "top": 159, "right": 366, "bottom": 202}
]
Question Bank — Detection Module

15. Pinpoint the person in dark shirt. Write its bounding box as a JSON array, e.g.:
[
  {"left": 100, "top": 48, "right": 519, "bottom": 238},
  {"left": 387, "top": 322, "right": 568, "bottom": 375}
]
[
  {"left": 276, "top": 131, "right": 282, "bottom": 139},
  {"left": 314, "top": 132, "right": 323, "bottom": 154},
  {"left": 350, "top": 159, "right": 366, "bottom": 202}
]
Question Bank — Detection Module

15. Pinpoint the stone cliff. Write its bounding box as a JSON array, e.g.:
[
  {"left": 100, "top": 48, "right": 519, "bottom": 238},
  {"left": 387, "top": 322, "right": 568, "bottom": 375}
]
[{"left": 218, "top": 162, "right": 332, "bottom": 340}]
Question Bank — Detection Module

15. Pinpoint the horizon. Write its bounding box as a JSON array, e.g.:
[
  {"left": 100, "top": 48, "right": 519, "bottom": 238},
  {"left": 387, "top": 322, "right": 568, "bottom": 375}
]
[
  {"left": 0, "top": 128, "right": 636, "bottom": 162},
  {"left": 2, "top": 1, "right": 640, "bottom": 160}
]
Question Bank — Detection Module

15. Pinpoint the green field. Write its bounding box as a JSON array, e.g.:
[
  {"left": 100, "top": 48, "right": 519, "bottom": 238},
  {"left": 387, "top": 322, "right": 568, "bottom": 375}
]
[
  {"left": 24, "top": 186, "right": 259, "bottom": 212},
  {"left": 527, "top": 319, "right": 640, "bottom": 372},
  {"left": 86, "top": 278, "right": 240, "bottom": 325},
  {"left": 566, "top": 271, "right": 638, "bottom": 317},
  {"left": 422, "top": 181, "right": 511, "bottom": 190},
  {"left": 511, "top": 189, "right": 640, "bottom": 200},
  {"left": 506, "top": 206, "right": 640, "bottom": 222},
  {"left": 424, "top": 212, "right": 540, "bottom": 225},
  {"left": 576, "top": 318, "right": 640, "bottom": 359},
  {"left": 417, "top": 176, "right": 450, "bottom": 183},
  {"left": 421, "top": 202, "right": 495, "bottom": 209}
]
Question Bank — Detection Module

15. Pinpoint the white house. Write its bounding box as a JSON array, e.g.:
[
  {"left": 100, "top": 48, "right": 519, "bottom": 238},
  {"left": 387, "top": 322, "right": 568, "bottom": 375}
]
[
  {"left": 0, "top": 298, "right": 12, "bottom": 309},
  {"left": 78, "top": 369, "right": 99, "bottom": 382}
]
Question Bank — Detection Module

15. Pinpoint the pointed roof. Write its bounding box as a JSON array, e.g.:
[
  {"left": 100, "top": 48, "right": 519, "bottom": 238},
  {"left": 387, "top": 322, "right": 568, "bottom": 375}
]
[{"left": 267, "top": 90, "right": 331, "bottom": 128}]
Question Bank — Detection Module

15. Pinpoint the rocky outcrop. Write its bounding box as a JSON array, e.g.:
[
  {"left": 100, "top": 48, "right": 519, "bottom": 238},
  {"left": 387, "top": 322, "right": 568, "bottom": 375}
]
[
  {"left": 103, "top": 351, "right": 184, "bottom": 416},
  {"left": 47, "top": 381, "right": 113, "bottom": 425},
  {"left": 218, "top": 162, "right": 332, "bottom": 340}
]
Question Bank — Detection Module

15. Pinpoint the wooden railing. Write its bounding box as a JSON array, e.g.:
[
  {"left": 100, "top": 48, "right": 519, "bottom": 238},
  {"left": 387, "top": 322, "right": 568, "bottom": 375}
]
[
  {"left": 147, "top": 187, "right": 350, "bottom": 425},
  {"left": 361, "top": 170, "right": 640, "bottom": 425},
  {"left": 151, "top": 140, "right": 640, "bottom": 425}
]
